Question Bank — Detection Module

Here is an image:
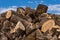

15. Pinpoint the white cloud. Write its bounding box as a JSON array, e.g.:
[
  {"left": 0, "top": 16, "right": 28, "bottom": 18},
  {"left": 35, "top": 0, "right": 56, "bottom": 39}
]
[
  {"left": 55, "top": 13, "right": 60, "bottom": 15},
  {"left": 0, "top": 6, "right": 17, "bottom": 14},
  {"left": 27, "top": 0, "right": 44, "bottom": 4},
  {"left": 48, "top": 4, "right": 60, "bottom": 15},
  {"left": 0, "top": 4, "right": 60, "bottom": 15},
  {"left": 48, "top": 4, "right": 60, "bottom": 11},
  {"left": 0, "top": 6, "right": 26, "bottom": 14}
]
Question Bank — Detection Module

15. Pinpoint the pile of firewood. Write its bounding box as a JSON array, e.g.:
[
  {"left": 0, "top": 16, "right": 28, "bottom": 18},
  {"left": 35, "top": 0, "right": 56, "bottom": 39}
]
[{"left": 0, "top": 4, "right": 60, "bottom": 40}]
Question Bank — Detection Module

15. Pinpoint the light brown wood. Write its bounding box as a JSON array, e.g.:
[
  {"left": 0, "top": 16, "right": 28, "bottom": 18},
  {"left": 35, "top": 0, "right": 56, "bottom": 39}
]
[
  {"left": 36, "top": 29, "right": 43, "bottom": 39},
  {"left": 53, "top": 25, "right": 60, "bottom": 29},
  {"left": 41, "top": 13, "right": 51, "bottom": 19},
  {"left": 19, "top": 8, "right": 25, "bottom": 15},
  {"left": 6, "top": 10, "right": 12, "bottom": 19},
  {"left": 26, "top": 22, "right": 34, "bottom": 34},
  {"left": 41, "top": 19, "right": 55, "bottom": 32},
  {"left": 25, "top": 31, "right": 35, "bottom": 40},
  {"left": 17, "top": 7, "right": 26, "bottom": 16},
  {"left": 58, "top": 35, "right": 60, "bottom": 39},
  {"left": 10, "top": 21, "right": 25, "bottom": 33},
  {"left": 57, "top": 29, "right": 60, "bottom": 32}
]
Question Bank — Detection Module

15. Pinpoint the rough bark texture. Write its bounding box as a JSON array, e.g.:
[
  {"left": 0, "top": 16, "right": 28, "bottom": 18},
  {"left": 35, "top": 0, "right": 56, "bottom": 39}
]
[{"left": 0, "top": 4, "right": 60, "bottom": 40}]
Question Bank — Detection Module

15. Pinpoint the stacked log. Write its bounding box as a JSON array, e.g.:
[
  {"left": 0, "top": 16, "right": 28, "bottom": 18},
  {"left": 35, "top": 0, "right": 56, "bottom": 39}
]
[{"left": 0, "top": 4, "right": 60, "bottom": 40}]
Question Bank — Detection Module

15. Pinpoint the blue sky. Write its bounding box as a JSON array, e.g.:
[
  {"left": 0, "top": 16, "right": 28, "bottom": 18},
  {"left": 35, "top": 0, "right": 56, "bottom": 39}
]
[{"left": 0, "top": 0, "right": 60, "bottom": 15}]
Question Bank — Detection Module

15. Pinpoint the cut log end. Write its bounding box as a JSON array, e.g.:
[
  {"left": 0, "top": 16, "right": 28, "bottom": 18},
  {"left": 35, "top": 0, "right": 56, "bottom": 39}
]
[
  {"left": 6, "top": 10, "right": 12, "bottom": 19},
  {"left": 41, "top": 19, "right": 55, "bottom": 32},
  {"left": 17, "top": 7, "right": 26, "bottom": 16}
]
